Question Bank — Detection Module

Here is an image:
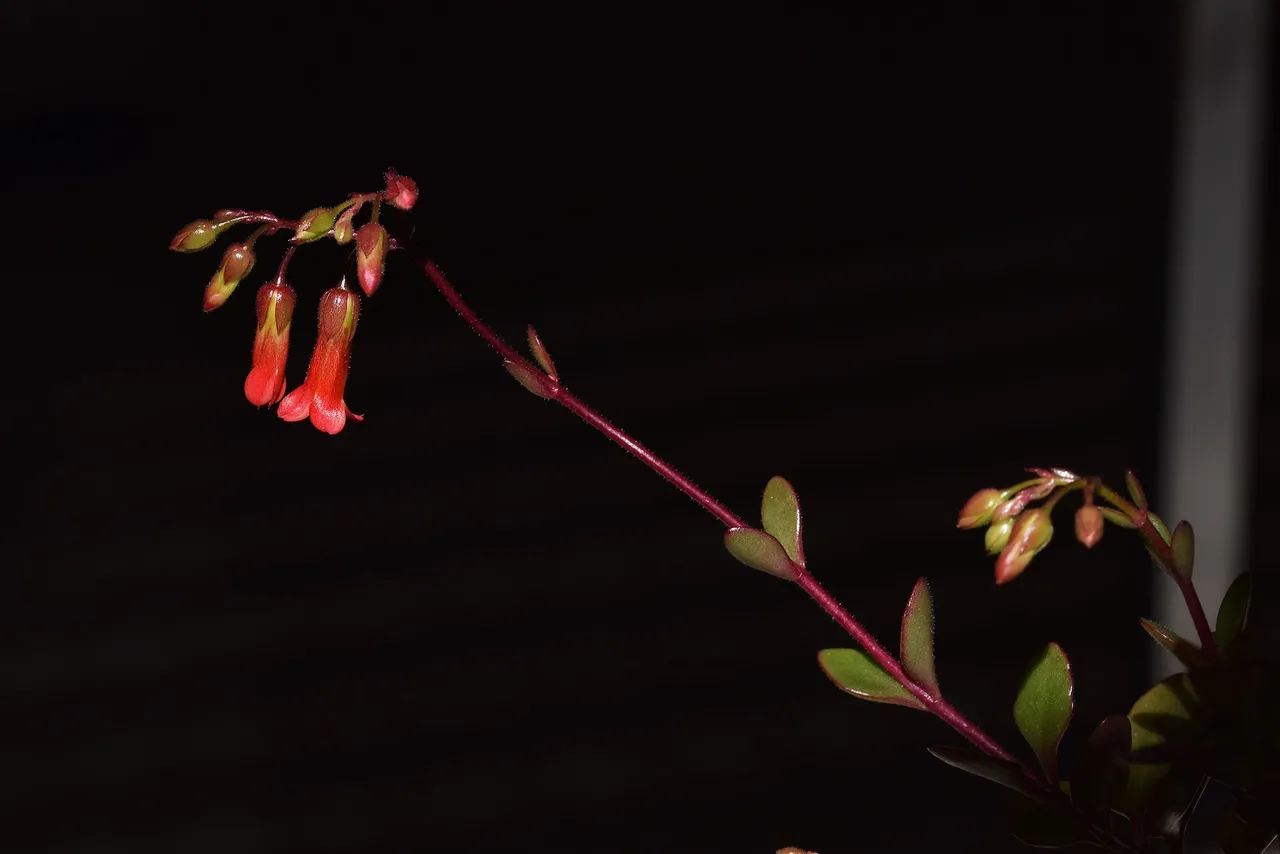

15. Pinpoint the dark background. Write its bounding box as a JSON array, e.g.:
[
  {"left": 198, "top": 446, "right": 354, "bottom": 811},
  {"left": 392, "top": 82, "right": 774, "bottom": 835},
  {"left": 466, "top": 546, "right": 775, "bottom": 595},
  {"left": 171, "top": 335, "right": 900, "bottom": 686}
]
[{"left": 4, "top": 4, "right": 1274, "bottom": 853}]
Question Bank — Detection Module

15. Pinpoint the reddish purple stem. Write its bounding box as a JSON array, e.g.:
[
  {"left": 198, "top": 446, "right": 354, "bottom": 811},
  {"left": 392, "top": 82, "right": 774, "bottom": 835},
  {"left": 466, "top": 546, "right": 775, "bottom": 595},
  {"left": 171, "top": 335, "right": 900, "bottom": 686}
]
[{"left": 410, "top": 249, "right": 1030, "bottom": 775}]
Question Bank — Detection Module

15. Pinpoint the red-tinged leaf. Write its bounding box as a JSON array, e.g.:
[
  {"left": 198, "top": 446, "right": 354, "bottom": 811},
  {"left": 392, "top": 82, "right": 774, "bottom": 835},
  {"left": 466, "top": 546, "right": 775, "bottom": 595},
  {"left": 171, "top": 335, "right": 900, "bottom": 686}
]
[
  {"left": 526, "top": 325, "right": 559, "bottom": 381},
  {"left": 723, "top": 528, "right": 797, "bottom": 581},
  {"left": 1013, "top": 643, "right": 1074, "bottom": 784},
  {"left": 503, "top": 359, "right": 553, "bottom": 399},
  {"left": 1125, "top": 470, "right": 1148, "bottom": 509},
  {"left": 927, "top": 745, "right": 1041, "bottom": 799},
  {"left": 760, "top": 476, "right": 804, "bottom": 566},
  {"left": 1139, "top": 619, "right": 1208, "bottom": 670},
  {"left": 818, "top": 649, "right": 923, "bottom": 709},
  {"left": 900, "top": 577, "right": 939, "bottom": 696}
]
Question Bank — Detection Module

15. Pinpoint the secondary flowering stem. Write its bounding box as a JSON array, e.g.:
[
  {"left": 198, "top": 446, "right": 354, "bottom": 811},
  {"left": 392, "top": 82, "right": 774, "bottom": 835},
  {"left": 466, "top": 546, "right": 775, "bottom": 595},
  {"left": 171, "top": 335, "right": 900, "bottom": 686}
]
[
  {"left": 407, "top": 245, "right": 1030, "bottom": 774},
  {"left": 1094, "top": 485, "right": 1219, "bottom": 658}
]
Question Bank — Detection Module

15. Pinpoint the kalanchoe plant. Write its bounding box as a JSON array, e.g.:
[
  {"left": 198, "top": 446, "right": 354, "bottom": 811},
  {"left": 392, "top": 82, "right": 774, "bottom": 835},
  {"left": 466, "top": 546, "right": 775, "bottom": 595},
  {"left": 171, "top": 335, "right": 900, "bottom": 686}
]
[{"left": 171, "top": 175, "right": 1278, "bottom": 853}]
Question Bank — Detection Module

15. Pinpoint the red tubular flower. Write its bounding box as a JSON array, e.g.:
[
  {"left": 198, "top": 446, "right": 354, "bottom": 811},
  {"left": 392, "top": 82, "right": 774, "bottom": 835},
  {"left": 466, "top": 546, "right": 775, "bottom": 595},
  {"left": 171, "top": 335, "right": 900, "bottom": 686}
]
[
  {"left": 277, "top": 285, "right": 363, "bottom": 434},
  {"left": 994, "top": 508, "right": 1054, "bottom": 584},
  {"left": 244, "top": 281, "right": 297, "bottom": 407}
]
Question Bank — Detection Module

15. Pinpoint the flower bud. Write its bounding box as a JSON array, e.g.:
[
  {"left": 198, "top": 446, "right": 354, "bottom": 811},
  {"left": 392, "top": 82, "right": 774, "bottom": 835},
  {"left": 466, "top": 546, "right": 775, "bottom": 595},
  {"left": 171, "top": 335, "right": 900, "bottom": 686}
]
[
  {"left": 333, "top": 206, "right": 358, "bottom": 245},
  {"left": 277, "top": 285, "right": 364, "bottom": 434},
  {"left": 384, "top": 170, "right": 418, "bottom": 210},
  {"left": 244, "top": 282, "right": 297, "bottom": 407},
  {"left": 293, "top": 207, "right": 337, "bottom": 243},
  {"left": 985, "top": 517, "right": 1014, "bottom": 555},
  {"left": 171, "top": 219, "right": 223, "bottom": 252},
  {"left": 958, "top": 488, "right": 1003, "bottom": 529},
  {"left": 355, "top": 222, "right": 388, "bottom": 296},
  {"left": 203, "top": 243, "right": 255, "bottom": 311},
  {"left": 1074, "top": 505, "right": 1104, "bottom": 549},
  {"left": 994, "top": 508, "right": 1053, "bottom": 584}
]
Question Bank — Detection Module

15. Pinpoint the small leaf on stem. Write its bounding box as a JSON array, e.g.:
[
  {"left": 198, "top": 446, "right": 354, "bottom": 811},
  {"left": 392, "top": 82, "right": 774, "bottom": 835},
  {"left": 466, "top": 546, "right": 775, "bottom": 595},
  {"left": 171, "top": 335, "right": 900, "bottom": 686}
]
[
  {"left": 1215, "top": 571, "right": 1252, "bottom": 650},
  {"left": 1072, "top": 715, "right": 1131, "bottom": 815},
  {"left": 1098, "top": 507, "right": 1136, "bottom": 529},
  {"left": 818, "top": 649, "right": 923, "bottom": 709},
  {"left": 503, "top": 359, "right": 554, "bottom": 399},
  {"left": 1139, "top": 618, "right": 1208, "bottom": 670},
  {"left": 723, "top": 528, "right": 797, "bottom": 581},
  {"left": 900, "top": 577, "right": 939, "bottom": 696},
  {"left": 1125, "top": 469, "right": 1148, "bottom": 509},
  {"left": 1013, "top": 643, "right": 1074, "bottom": 784},
  {"left": 526, "top": 326, "right": 559, "bottom": 382},
  {"left": 761, "top": 476, "right": 804, "bottom": 566},
  {"left": 1148, "top": 512, "right": 1172, "bottom": 545},
  {"left": 1170, "top": 520, "right": 1194, "bottom": 579},
  {"left": 926, "top": 745, "right": 1040, "bottom": 798}
]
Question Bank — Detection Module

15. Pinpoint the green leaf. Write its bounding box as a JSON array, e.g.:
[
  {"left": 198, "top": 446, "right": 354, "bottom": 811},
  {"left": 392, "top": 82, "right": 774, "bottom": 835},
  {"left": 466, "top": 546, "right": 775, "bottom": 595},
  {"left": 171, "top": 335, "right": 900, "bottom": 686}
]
[
  {"left": 1098, "top": 507, "right": 1136, "bottom": 529},
  {"left": 1013, "top": 643, "right": 1074, "bottom": 783},
  {"left": 1125, "top": 469, "right": 1148, "bottom": 509},
  {"left": 760, "top": 476, "right": 804, "bottom": 565},
  {"left": 1148, "top": 512, "right": 1172, "bottom": 545},
  {"left": 1117, "top": 672, "right": 1201, "bottom": 814},
  {"left": 526, "top": 325, "right": 559, "bottom": 381},
  {"left": 723, "top": 528, "right": 797, "bottom": 581},
  {"left": 1139, "top": 618, "right": 1208, "bottom": 670},
  {"left": 1215, "top": 572, "right": 1252, "bottom": 650},
  {"left": 1008, "top": 794, "right": 1097, "bottom": 849},
  {"left": 1170, "top": 520, "right": 1194, "bottom": 579},
  {"left": 818, "top": 649, "right": 923, "bottom": 709},
  {"left": 900, "top": 577, "right": 939, "bottom": 696},
  {"left": 926, "top": 745, "right": 1041, "bottom": 799},
  {"left": 1072, "top": 715, "right": 1130, "bottom": 815}
]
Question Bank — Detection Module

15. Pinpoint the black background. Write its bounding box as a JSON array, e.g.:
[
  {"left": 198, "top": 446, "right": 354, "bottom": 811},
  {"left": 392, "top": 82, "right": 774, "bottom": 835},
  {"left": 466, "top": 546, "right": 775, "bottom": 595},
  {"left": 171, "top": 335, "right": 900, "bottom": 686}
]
[{"left": 5, "top": 4, "right": 1275, "bottom": 853}]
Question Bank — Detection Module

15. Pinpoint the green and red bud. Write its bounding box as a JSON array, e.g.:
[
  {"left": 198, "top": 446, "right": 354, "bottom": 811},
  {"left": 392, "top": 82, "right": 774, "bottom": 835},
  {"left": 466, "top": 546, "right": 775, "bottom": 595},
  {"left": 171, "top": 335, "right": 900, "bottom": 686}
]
[
  {"left": 171, "top": 219, "right": 224, "bottom": 253},
  {"left": 293, "top": 207, "right": 337, "bottom": 243},
  {"left": 1075, "top": 504, "right": 1104, "bottom": 549},
  {"left": 958, "top": 488, "right": 1004, "bottom": 529},
  {"left": 244, "top": 281, "right": 297, "bottom": 407},
  {"left": 277, "top": 284, "right": 363, "bottom": 434},
  {"left": 333, "top": 205, "right": 358, "bottom": 245},
  {"left": 994, "top": 508, "right": 1054, "bottom": 584},
  {"left": 355, "top": 222, "right": 387, "bottom": 296},
  {"left": 384, "top": 170, "right": 418, "bottom": 210},
  {"left": 203, "top": 243, "right": 256, "bottom": 311},
  {"left": 985, "top": 517, "right": 1015, "bottom": 555}
]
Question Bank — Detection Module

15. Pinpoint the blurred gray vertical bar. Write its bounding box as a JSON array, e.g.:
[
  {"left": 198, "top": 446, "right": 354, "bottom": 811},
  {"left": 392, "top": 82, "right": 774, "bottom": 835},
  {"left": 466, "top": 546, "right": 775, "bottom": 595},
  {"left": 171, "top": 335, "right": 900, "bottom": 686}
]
[{"left": 1157, "top": 0, "right": 1267, "bottom": 680}]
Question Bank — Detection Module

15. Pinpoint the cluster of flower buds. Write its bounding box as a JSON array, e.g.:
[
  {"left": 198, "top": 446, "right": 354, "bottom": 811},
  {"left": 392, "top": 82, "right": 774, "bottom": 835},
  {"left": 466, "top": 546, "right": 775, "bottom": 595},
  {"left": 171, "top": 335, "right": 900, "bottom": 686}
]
[
  {"left": 169, "top": 171, "right": 419, "bottom": 434},
  {"left": 956, "top": 468, "right": 1108, "bottom": 584}
]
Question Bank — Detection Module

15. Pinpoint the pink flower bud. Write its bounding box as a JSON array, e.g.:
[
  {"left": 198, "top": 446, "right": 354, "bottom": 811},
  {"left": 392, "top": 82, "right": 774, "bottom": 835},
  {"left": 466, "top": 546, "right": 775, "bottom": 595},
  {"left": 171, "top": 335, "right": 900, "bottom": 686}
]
[
  {"left": 994, "top": 508, "right": 1053, "bottom": 584},
  {"left": 244, "top": 282, "right": 297, "bottom": 407},
  {"left": 355, "top": 222, "right": 388, "bottom": 296},
  {"left": 276, "top": 286, "right": 364, "bottom": 434},
  {"left": 958, "top": 488, "right": 1003, "bottom": 529},
  {"left": 384, "top": 170, "right": 418, "bottom": 210},
  {"left": 203, "top": 243, "right": 255, "bottom": 311},
  {"left": 1074, "top": 505, "right": 1104, "bottom": 549}
]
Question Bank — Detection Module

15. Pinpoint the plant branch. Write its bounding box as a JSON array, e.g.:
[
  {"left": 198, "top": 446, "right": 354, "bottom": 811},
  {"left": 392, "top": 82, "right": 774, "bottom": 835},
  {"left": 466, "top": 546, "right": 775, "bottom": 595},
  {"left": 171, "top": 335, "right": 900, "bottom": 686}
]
[
  {"left": 1095, "top": 485, "right": 1219, "bottom": 658},
  {"left": 400, "top": 243, "right": 1034, "bottom": 778}
]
